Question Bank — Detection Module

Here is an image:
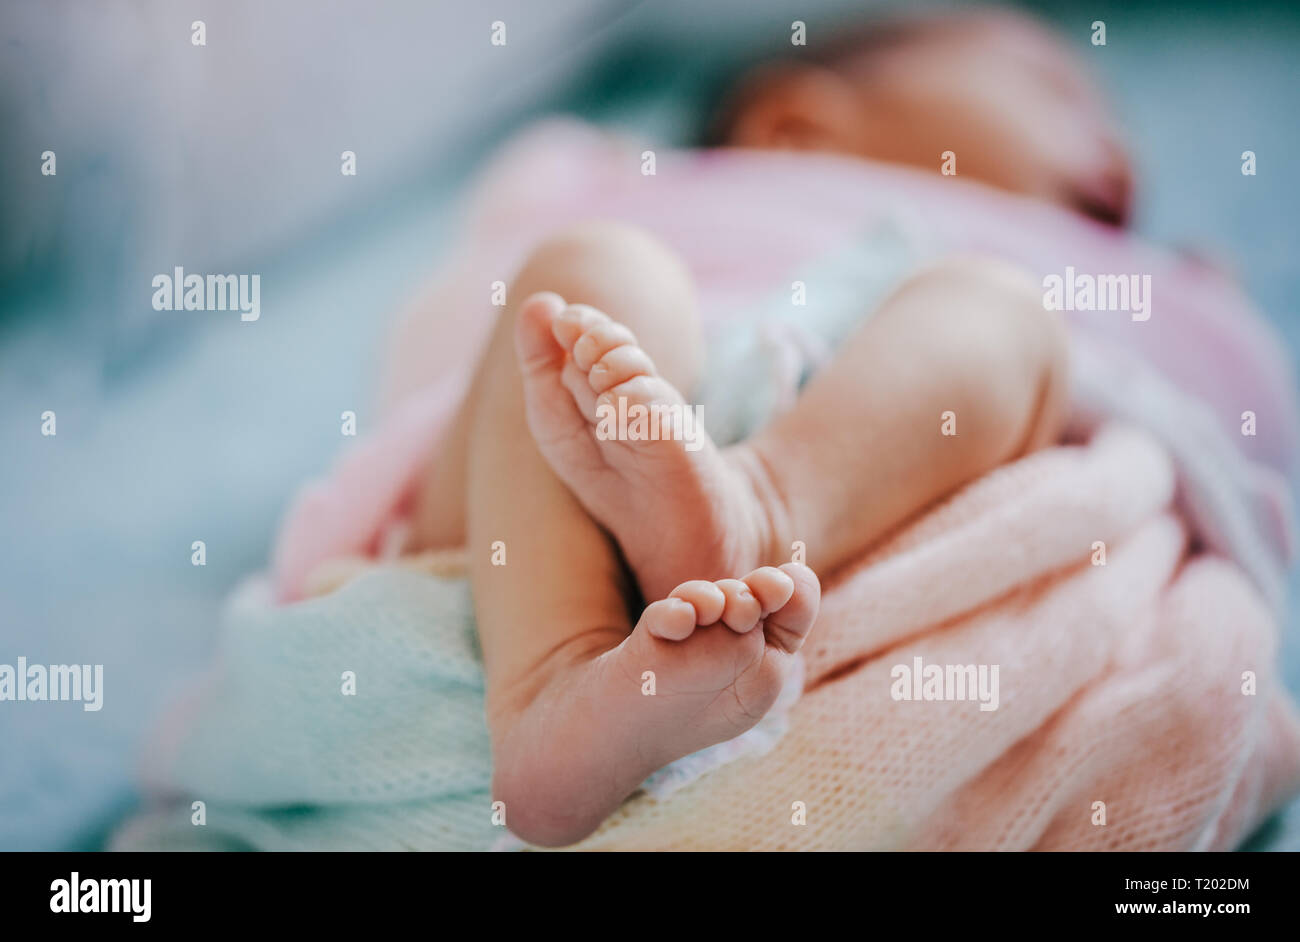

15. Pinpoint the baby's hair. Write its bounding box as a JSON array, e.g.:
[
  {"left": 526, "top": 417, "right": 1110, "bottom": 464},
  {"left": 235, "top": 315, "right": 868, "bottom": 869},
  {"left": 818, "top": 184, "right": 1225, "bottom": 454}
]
[
  {"left": 701, "top": 15, "right": 929, "bottom": 146},
  {"left": 702, "top": 7, "right": 1045, "bottom": 146}
]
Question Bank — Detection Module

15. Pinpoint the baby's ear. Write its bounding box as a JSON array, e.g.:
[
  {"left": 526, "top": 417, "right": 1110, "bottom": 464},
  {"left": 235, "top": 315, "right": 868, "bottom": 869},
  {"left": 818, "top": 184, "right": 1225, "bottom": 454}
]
[{"left": 722, "top": 63, "right": 864, "bottom": 153}]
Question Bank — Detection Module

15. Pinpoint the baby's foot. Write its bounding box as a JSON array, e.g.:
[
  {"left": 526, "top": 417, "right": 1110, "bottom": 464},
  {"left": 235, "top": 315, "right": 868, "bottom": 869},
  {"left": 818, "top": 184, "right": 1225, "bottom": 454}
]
[
  {"left": 515, "top": 292, "right": 778, "bottom": 600},
  {"left": 493, "top": 563, "right": 820, "bottom": 846}
]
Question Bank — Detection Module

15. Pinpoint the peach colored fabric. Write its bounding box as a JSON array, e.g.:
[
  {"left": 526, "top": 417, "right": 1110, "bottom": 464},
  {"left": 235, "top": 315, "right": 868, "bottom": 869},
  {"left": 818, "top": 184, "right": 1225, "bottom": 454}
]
[
  {"left": 115, "top": 424, "right": 1300, "bottom": 850},
  {"left": 563, "top": 423, "right": 1300, "bottom": 850}
]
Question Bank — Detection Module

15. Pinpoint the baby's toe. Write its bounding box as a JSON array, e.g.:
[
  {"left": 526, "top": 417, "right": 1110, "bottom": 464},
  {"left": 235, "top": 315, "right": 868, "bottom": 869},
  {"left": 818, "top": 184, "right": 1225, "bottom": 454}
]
[
  {"left": 741, "top": 566, "right": 796, "bottom": 615},
  {"left": 640, "top": 597, "right": 699, "bottom": 641},
  {"left": 588, "top": 343, "right": 656, "bottom": 394},
  {"left": 715, "top": 578, "right": 763, "bottom": 633},
  {"left": 552, "top": 303, "right": 610, "bottom": 352},
  {"left": 669, "top": 579, "right": 727, "bottom": 626},
  {"left": 573, "top": 321, "right": 639, "bottom": 372},
  {"left": 598, "top": 374, "right": 683, "bottom": 416},
  {"left": 763, "top": 564, "right": 821, "bottom": 653}
]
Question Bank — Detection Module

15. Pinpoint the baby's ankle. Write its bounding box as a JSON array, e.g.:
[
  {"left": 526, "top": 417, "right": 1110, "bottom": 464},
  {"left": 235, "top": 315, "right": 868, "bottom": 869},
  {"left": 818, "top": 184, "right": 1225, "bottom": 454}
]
[{"left": 726, "top": 442, "right": 797, "bottom": 570}]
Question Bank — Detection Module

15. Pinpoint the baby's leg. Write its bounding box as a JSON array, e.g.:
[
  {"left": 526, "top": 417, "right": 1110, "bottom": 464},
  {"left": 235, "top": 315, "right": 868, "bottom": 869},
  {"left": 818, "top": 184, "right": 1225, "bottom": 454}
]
[
  {"left": 746, "top": 256, "right": 1069, "bottom": 574},
  {"left": 455, "top": 221, "right": 703, "bottom": 693},
  {"left": 528, "top": 255, "right": 1067, "bottom": 590},
  {"left": 441, "top": 222, "right": 819, "bottom": 846}
]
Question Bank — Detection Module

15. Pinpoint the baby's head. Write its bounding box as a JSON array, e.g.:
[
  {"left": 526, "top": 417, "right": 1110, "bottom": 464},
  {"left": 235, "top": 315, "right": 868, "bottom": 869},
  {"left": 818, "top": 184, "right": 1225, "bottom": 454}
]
[{"left": 714, "top": 9, "right": 1133, "bottom": 225}]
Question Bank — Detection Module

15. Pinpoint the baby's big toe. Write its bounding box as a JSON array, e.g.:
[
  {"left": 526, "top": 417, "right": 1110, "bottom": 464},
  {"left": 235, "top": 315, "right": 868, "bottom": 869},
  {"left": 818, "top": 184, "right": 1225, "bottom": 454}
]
[
  {"left": 514, "top": 292, "right": 568, "bottom": 373},
  {"left": 763, "top": 563, "right": 820, "bottom": 653}
]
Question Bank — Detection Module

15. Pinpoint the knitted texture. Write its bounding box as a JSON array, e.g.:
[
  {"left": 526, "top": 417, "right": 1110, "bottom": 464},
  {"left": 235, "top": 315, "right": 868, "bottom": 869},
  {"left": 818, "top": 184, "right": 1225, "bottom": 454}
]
[{"left": 113, "top": 423, "right": 1300, "bottom": 850}]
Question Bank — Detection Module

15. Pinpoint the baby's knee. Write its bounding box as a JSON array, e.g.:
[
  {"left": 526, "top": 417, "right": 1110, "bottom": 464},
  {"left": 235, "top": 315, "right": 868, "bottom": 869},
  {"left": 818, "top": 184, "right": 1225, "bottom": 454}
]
[
  {"left": 515, "top": 221, "right": 692, "bottom": 312},
  {"left": 525, "top": 220, "right": 670, "bottom": 264},
  {"left": 903, "top": 254, "right": 1064, "bottom": 351},
  {"left": 936, "top": 255, "right": 1065, "bottom": 367},
  {"left": 901, "top": 256, "right": 1068, "bottom": 457}
]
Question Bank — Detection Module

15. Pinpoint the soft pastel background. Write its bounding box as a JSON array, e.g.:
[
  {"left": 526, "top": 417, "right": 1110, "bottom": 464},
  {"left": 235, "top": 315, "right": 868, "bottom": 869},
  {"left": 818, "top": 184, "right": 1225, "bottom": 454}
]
[{"left": 1, "top": 0, "right": 1297, "bottom": 849}]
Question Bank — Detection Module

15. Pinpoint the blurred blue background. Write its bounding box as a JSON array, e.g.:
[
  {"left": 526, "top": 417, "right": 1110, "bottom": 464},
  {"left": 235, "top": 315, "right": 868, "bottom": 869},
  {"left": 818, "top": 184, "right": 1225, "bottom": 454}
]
[{"left": 1, "top": 0, "right": 1297, "bottom": 849}]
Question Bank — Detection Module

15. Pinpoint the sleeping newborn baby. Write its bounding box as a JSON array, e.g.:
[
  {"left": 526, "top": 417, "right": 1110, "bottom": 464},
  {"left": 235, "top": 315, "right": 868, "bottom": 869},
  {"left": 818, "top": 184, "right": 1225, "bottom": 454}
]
[{"left": 400, "top": 9, "right": 1123, "bottom": 846}]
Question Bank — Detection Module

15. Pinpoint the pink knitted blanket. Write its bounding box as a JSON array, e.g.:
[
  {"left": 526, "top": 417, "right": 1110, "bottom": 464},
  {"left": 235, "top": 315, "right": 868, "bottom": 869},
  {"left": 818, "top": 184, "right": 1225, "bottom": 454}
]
[{"left": 565, "top": 423, "right": 1300, "bottom": 850}]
